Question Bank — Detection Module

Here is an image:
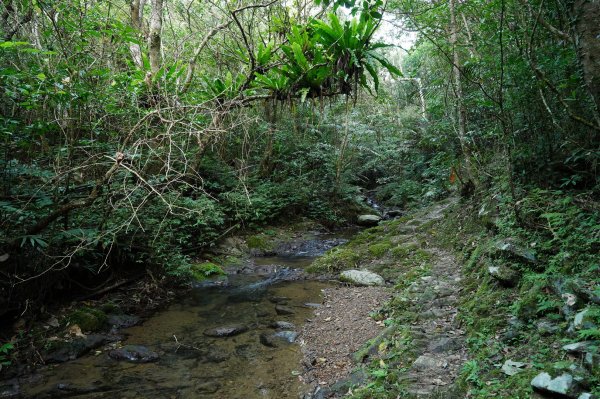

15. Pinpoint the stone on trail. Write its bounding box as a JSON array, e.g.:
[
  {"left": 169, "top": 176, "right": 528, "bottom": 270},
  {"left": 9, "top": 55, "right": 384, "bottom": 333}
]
[
  {"left": 356, "top": 214, "right": 382, "bottom": 226},
  {"left": 340, "top": 269, "right": 385, "bottom": 286},
  {"left": 412, "top": 355, "right": 448, "bottom": 370},
  {"left": 203, "top": 324, "right": 248, "bottom": 337}
]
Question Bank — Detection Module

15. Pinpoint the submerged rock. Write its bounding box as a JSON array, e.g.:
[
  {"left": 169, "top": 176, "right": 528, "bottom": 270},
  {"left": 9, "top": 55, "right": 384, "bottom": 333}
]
[
  {"left": 203, "top": 325, "right": 249, "bottom": 337},
  {"left": 275, "top": 305, "right": 295, "bottom": 315},
  {"left": 109, "top": 345, "right": 159, "bottom": 363},
  {"left": 357, "top": 214, "right": 382, "bottom": 226},
  {"left": 339, "top": 269, "right": 384, "bottom": 286}
]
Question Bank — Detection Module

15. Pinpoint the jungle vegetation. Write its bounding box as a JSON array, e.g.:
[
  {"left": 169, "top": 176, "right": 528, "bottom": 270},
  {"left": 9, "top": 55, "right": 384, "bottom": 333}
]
[{"left": 0, "top": 0, "right": 598, "bottom": 392}]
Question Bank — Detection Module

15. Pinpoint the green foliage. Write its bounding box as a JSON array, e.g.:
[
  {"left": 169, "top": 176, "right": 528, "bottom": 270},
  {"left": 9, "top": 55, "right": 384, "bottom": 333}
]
[
  {"left": 190, "top": 262, "right": 225, "bottom": 281},
  {"left": 0, "top": 342, "right": 14, "bottom": 370}
]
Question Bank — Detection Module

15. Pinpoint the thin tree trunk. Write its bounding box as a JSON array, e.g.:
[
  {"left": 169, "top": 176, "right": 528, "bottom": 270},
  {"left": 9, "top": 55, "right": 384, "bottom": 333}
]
[
  {"left": 449, "top": 0, "right": 476, "bottom": 187},
  {"left": 129, "top": 0, "right": 144, "bottom": 68},
  {"left": 571, "top": 0, "right": 600, "bottom": 111},
  {"left": 148, "top": 0, "right": 163, "bottom": 75}
]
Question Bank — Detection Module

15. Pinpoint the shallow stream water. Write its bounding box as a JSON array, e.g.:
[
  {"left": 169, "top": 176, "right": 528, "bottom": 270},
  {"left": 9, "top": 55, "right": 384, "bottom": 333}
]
[{"left": 21, "top": 253, "right": 337, "bottom": 398}]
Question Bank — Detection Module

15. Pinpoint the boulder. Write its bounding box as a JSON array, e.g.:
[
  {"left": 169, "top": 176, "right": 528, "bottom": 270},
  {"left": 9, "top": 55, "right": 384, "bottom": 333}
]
[
  {"left": 203, "top": 325, "right": 248, "bottom": 337},
  {"left": 340, "top": 269, "right": 385, "bottom": 286},
  {"left": 108, "top": 345, "right": 159, "bottom": 363},
  {"left": 487, "top": 264, "right": 520, "bottom": 287},
  {"left": 356, "top": 215, "right": 382, "bottom": 227}
]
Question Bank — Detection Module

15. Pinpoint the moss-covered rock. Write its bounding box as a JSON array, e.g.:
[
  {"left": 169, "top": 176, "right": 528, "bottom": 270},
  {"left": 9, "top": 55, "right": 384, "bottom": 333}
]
[{"left": 67, "top": 307, "right": 107, "bottom": 332}]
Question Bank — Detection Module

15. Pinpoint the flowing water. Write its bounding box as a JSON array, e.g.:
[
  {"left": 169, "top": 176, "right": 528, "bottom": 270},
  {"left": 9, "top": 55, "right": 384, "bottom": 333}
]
[{"left": 20, "top": 249, "right": 341, "bottom": 398}]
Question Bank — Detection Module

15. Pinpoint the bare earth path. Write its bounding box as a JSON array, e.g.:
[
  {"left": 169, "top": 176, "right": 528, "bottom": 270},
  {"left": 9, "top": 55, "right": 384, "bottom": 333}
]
[{"left": 300, "top": 201, "right": 468, "bottom": 398}]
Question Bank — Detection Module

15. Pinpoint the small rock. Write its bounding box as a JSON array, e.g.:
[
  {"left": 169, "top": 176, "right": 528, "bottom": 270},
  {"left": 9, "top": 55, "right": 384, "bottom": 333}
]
[
  {"left": 357, "top": 214, "right": 382, "bottom": 226},
  {"left": 501, "top": 359, "right": 528, "bottom": 376},
  {"left": 108, "top": 345, "right": 159, "bottom": 363},
  {"left": 339, "top": 270, "right": 385, "bottom": 286},
  {"left": 275, "top": 305, "right": 295, "bottom": 315},
  {"left": 203, "top": 325, "right": 249, "bottom": 337},
  {"left": 563, "top": 341, "right": 598, "bottom": 354},
  {"left": 259, "top": 331, "right": 298, "bottom": 347},
  {"left": 536, "top": 319, "right": 560, "bottom": 336}
]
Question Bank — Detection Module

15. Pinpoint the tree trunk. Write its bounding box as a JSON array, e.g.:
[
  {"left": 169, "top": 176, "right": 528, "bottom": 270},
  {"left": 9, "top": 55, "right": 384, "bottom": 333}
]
[
  {"left": 571, "top": 0, "right": 600, "bottom": 110},
  {"left": 148, "top": 0, "right": 163, "bottom": 75}
]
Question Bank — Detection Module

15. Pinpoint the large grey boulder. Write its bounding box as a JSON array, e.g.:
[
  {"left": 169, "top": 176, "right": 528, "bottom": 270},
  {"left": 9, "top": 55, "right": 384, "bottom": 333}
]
[
  {"left": 357, "top": 215, "right": 382, "bottom": 226},
  {"left": 340, "top": 269, "right": 385, "bottom": 286}
]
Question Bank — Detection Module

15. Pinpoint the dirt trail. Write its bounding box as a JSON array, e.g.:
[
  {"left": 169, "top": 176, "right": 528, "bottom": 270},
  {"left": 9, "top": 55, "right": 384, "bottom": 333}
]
[{"left": 300, "top": 201, "right": 468, "bottom": 398}]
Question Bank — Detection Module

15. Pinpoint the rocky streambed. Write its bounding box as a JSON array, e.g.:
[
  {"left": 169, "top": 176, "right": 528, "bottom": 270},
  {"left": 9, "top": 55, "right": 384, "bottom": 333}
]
[{"left": 2, "top": 226, "right": 390, "bottom": 399}]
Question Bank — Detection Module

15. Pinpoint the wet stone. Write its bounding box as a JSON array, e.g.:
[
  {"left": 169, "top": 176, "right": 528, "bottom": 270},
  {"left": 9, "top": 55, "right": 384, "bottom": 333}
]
[
  {"left": 203, "top": 324, "right": 249, "bottom": 337},
  {"left": 259, "top": 331, "right": 298, "bottom": 347},
  {"left": 107, "top": 314, "right": 140, "bottom": 329},
  {"left": 109, "top": 345, "right": 159, "bottom": 363},
  {"left": 270, "top": 321, "right": 296, "bottom": 329},
  {"left": 44, "top": 334, "right": 111, "bottom": 363}
]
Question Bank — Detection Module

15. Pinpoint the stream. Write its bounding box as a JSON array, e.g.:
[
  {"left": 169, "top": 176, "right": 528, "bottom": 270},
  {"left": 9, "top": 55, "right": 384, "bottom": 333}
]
[{"left": 17, "top": 232, "right": 355, "bottom": 399}]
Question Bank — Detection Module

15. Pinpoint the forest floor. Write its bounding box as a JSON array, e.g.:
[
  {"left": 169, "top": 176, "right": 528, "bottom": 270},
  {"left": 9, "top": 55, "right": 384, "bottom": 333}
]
[{"left": 300, "top": 199, "right": 469, "bottom": 398}]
